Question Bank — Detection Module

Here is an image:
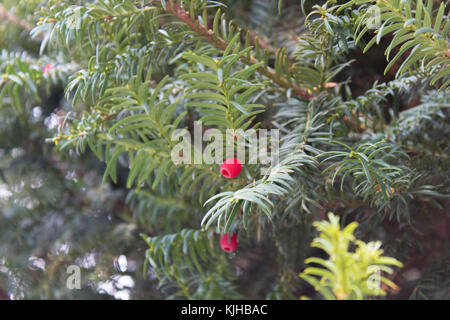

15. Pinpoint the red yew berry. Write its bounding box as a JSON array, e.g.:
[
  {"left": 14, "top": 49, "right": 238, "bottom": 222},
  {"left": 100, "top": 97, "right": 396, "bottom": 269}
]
[
  {"left": 220, "top": 233, "right": 238, "bottom": 252},
  {"left": 42, "top": 63, "right": 55, "bottom": 75},
  {"left": 220, "top": 158, "right": 242, "bottom": 178}
]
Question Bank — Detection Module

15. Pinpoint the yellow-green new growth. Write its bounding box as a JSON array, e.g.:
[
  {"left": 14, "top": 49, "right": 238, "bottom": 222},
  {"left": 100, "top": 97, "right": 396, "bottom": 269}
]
[{"left": 300, "top": 213, "right": 403, "bottom": 300}]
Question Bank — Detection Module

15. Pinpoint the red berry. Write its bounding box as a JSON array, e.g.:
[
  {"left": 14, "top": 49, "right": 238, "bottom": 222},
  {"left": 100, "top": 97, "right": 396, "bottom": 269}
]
[
  {"left": 42, "top": 63, "right": 54, "bottom": 75},
  {"left": 220, "top": 158, "right": 242, "bottom": 178},
  {"left": 220, "top": 233, "right": 238, "bottom": 252}
]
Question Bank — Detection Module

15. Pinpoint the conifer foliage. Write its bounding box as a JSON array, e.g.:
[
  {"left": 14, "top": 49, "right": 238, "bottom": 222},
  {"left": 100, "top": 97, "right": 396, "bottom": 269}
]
[{"left": 0, "top": 0, "right": 448, "bottom": 299}]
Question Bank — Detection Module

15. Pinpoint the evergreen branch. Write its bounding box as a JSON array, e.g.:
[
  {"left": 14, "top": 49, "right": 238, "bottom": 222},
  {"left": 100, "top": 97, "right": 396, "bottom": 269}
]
[
  {"left": 202, "top": 152, "right": 316, "bottom": 232},
  {"left": 339, "top": 0, "right": 450, "bottom": 89},
  {"left": 164, "top": 1, "right": 313, "bottom": 100},
  {"left": 300, "top": 212, "right": 403, "bottom": 300},
  {"left": 140, "top": 228, "right": 239, "bottom": 299},
  {"left": 320, "top": 139, "right": 409, "bottom": 204}
]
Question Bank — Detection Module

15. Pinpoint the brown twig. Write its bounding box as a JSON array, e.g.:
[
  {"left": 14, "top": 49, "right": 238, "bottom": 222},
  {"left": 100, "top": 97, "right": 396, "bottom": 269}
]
[
  {"left": 164, "top": 1, "right": 313, "bottom": 101},
  {"left": 247, "top": 29, "right": 277, "bottom": 55}
]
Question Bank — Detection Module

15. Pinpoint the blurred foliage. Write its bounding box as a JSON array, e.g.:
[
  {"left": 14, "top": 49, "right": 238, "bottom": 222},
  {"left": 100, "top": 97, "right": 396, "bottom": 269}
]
[{"left": 300, "top": 213, "right": 403, "bottom": 300}]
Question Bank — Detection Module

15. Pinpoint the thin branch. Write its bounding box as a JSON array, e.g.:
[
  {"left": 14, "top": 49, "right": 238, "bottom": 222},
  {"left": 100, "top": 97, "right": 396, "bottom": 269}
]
[{"left": 164, "top": 1, "right": 313, "bottom": 101}]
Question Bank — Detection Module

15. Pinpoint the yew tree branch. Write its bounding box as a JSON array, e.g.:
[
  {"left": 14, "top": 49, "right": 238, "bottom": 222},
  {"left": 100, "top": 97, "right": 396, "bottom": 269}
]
[{"left": 164, "top": 1, "right": 313, "bottom": 101}]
